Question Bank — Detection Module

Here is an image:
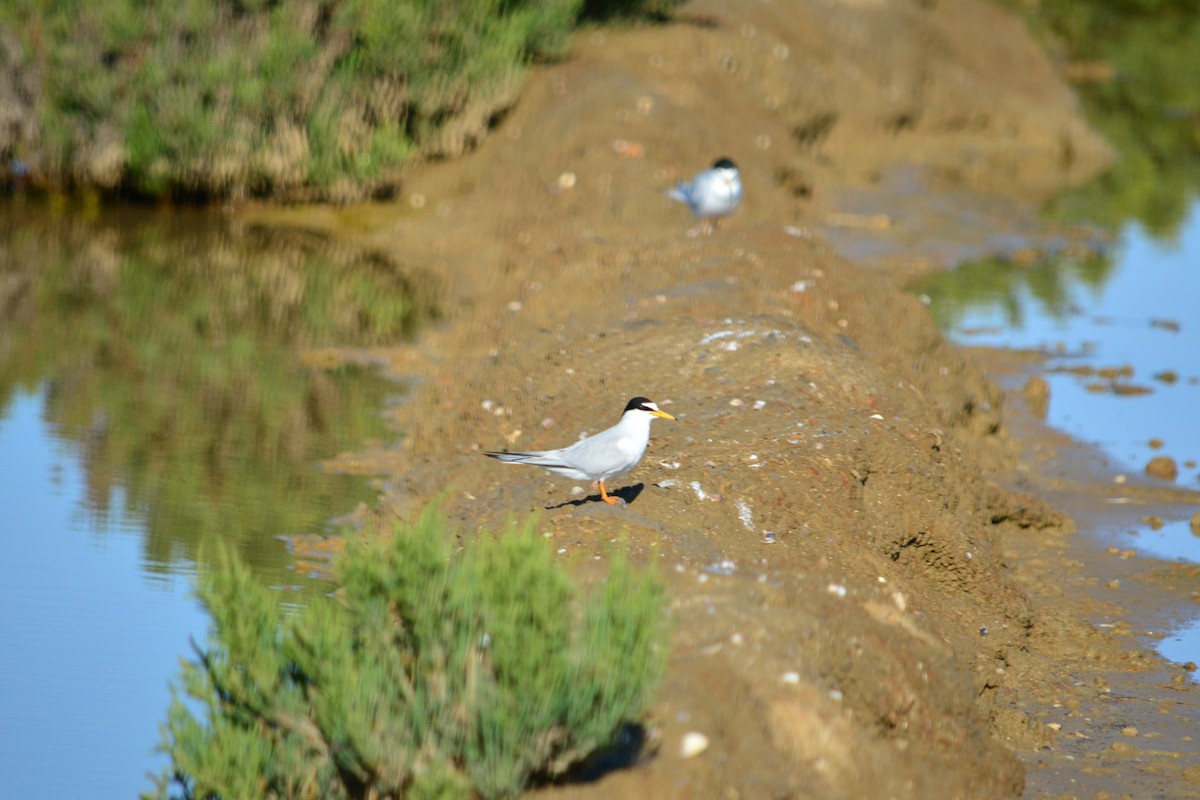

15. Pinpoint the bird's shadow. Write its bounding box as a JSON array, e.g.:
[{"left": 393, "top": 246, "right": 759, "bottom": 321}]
[{"left": 546, "top": 483, "right": 644, "bottom": 510}]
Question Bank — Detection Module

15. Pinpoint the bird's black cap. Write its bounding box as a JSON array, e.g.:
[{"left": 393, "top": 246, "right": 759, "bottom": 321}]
[
  {"left": 713, "top": 157, "right": 737, "bottom": 170},
  {"left": 624, "top": 396, "right": 655, "bottom": 413}
]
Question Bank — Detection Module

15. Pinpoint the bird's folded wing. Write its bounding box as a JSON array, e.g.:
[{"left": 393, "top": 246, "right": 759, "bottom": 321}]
[{"left": 483, "top": 451, "right": 572, "bottom": 469}]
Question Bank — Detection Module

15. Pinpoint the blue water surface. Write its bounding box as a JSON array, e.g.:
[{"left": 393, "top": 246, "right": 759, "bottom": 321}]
[
  {"left": 931, "top": 201, "right": 1200, "bottom": 667},
  {"left": 0, "top": 386, "right": 210, "bottom": 798}
]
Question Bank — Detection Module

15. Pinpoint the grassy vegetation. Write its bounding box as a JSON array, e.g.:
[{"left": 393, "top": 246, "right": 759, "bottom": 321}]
[
  {"left": 148, "top": 508, "right": 669, "bottom": 799},
  {"left": 1004, "top": 0, "right": 1200, "bottom": 235},
  {"left": 0, "top": 0, "right": 681, "bottom": 202}
]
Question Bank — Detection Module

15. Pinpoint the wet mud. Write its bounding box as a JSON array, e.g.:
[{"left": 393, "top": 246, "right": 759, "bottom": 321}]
[{"left": 249, "top": 1, "right": 1200, "bottom": 796}]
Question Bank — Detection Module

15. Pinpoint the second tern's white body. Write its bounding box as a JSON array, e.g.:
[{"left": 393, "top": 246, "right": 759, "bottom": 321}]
[{"left": 668, "top": 158, "right": 743, "bottom": 221}]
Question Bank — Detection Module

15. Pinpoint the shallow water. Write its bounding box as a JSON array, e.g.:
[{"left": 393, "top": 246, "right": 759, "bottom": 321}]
[
  {"left": 913, "top": 201, "right": 1200, "bottom": 667},
  {"left": 0, "top": 209, "right": 421, "bottom": 797}
]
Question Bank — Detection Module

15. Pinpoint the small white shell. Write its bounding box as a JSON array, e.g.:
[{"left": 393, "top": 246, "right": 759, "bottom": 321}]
[{"left": 679, "top": 731, "right": 710, "bottom": 758}]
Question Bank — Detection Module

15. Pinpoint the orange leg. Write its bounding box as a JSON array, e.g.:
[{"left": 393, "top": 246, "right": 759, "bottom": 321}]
[{"left": 599, "top": 481, "right": 621, "bottom": 505}]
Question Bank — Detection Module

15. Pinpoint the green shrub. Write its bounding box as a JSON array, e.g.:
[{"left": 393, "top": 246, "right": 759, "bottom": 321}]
[
  {"left": 0, "top": 0, "right": 683, "bottom": 202},
  {"left": 150, "top": 508, "right": 669, "bottom": 799}
]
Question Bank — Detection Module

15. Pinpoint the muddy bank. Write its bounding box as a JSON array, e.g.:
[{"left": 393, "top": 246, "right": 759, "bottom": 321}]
[{"left": 248, "top": 1, "right": 1200, "bottom": 797}]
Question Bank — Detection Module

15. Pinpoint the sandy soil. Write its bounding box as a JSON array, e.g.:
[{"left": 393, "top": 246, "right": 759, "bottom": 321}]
[{"left": 248, "top": 1, "right": 1200, "bottom": 797}]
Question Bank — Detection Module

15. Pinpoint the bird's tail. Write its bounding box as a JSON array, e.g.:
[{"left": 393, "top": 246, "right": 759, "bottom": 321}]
[
  {"left": 483, "top": 451, "right": 532, "bottom": 463},
  {"left": 666, "top": 182, "right": 690, "bottom": 203}
]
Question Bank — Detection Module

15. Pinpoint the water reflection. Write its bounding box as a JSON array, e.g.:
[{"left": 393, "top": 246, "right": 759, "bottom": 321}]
[
  {"left": 911, "top": 201, "right": 1200, "bottom": 666},
  {"left": 0, "top": 207, "right": 434, "bottom": 797},
  {"left": 1013, "top": 1, "right": 1200, "bottom": 236},
  {"left": 910, "top": 202, "right": 1200, "bottom": 487},
  {"left": 0, "top": 208, "right": 434, "bottom": 587}
]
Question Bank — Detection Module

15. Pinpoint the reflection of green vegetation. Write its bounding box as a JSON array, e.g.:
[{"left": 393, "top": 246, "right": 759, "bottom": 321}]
[
  {"left": 908, "top": 251, "right": 1113, "bottom": 331},
  {"left": 152, "top": 510, "right": 668, "bottom": 800},
  {"left": 1007, "top": 0, "right": 1200, "bottom": 234},
  {"left": 0, "top": 211, "right": 435, "bottom": 589},
  {"left": 0, "top": 0, "right": 682, "bottom": 201}
]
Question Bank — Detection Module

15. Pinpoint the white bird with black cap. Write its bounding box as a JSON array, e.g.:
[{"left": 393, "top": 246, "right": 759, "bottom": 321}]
[
  {"left": 484, "top": 397, "right": 675, "bottom": 505},
  {"left": 667, "top": 157, "right": 742, "bottom": 230}
]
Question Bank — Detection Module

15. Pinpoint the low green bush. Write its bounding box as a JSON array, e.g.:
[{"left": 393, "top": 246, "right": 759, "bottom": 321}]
[
  {"left": 149, "top": 507, "right": 669, "bottom": 799},
  {"left": 0, "top": 0, "right": 683, "bottom": 202}
]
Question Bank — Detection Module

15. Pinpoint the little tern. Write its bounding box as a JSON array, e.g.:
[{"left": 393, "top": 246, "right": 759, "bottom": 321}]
[
  {"left": 667, "top": 157, "right": 742, "bottom": 230},
  {"left": 484, "top": 397, "right": 675, "bottom": 505}
]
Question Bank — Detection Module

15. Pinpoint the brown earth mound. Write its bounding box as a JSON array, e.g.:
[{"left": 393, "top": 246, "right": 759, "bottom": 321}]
[{"left": 252, "top": 1, "right": 1200, "bottom": 797}]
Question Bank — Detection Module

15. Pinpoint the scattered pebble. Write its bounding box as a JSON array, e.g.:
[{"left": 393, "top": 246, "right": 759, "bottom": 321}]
[
  {"left": 1145, "top": 455, "right": 1178, "bottom": 482},
  {"left": 1023, "top": 376, "right": 1050, "bottom": 419},
  {"left": 1121, "top": 726, "right": 1139, "bottom": 737},
  {"left": 868, "top": 413, "right": 884, "bottom": 420},
  {"left": 1047, "top": 722, "right": 1062, "bottom": 731},
  {"left": 827, "top": 583, "right": 847, "bottom": 598},
  {"left": 729, "top": 398, "right": 744, "bottom": 407},
  {"left": 1150, "top": 318, "right": 1180, "bottom": 332},
  {"left": 829, "top": 689, "right": 844, "bottom": 702},
  {"left": 705, "top": 560, "right": 737, "bottom": 576},
  {"left": 736, "top": 499, "right": 754, "bottom": 531},
  {"left": 730, "top": 632, "right": 744, "bottom": 646},
  {"left": 679, "top": 732, "right": 710, "bottom": 759},
  {"left": 557, "top": 171, "right": 577, "bottom": 190},
  {"left": 781, "top": 671, "right": 801, "bottom": 684},
  {"left": 761, "top": 531, "right": 777, "bottom": 544},
  {"left": 753, "top": 400, "right": 767, "bottom": 410},
  {"left": 506, "top": 300, "right": 522, "bottom": 312},
  {"left": 612, "top": 139, "right": 644, "bottom": 158}
]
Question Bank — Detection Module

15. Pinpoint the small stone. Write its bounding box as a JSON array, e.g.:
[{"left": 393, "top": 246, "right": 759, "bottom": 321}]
[
  {"left": 1145, "top": 456, "right": 1178, "bottom": 481},
  {"left": 781, "top": 671, "right": 801, "bottom": 684},
  {"left": 557, "top": 171, "right": 577, "bottom": 189},
  {"left": 1022, "top": 376, "right": 1051, "bottom": 418},
  {"left": 1121, "top": 726, "right": 1139, "bottom": 737},
  {"left": 679, "top": 732, "right": 710, "bottom": 758}
]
